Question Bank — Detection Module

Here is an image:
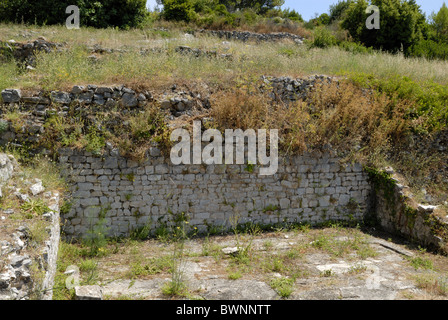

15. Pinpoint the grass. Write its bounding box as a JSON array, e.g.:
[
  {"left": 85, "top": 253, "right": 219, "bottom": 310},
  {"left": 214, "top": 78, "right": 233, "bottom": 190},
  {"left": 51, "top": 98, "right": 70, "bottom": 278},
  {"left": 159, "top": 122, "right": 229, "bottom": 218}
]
[
  {"left": 1, "top": 23, "right": 447, "bottom": 90},
  {"left": 127, "top": 256, "right": 173, "bottom": 278},
  {"left": 414, "top": 274, "right": 448, "bottom": 297},
  {"left": 228, "top": 270, "right": 243, "bottom": 280},
  {"left": 20, "top": 199, "right": 50, "bottom": 217},
  {"left": 27, "top": 218, "right": 50, "bottom": 246},
  {"left": 408, "top": 256, "right": 434, "bottom": 271},
  {"left": 269, "top": 277, "right": 294, "bottom": 298},
  {"left": 309, "top": 227, "right": 377, "bottom": 260}
]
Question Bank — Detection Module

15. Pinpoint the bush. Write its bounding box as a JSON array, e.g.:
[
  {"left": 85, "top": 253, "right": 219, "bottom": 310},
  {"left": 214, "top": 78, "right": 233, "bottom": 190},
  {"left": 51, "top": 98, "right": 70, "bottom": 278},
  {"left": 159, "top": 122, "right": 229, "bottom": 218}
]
[
  {"left": 349, "top": 73, "right": 448, "bottom": 132},
  {"left": 338, "top": 41, "right": 373, "bottom": 54},
  {"left": 407, "top": 39, "right": 448, "bottom": 61},
  {"left": 162, "top": 0, "right": 196, "bottom": 22},
  {"left": 310, "top": 27, "right": 338, "bottom": 48}
]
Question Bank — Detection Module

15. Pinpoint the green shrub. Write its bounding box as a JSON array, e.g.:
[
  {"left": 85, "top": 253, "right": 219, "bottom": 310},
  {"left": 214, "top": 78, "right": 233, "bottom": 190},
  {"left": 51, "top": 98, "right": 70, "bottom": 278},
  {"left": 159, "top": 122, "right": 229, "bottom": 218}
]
[
  {"left": 270, "top": 277, "right": 294, "bottom": 298},
  {"left": 162, "top": 0, "right": 196, "bottom": 22},
  {"left": 407, "top": 39, "right": 448, "bottom": 61},
  {"left": 349, "top": 73, "right": 448, "bottom": 132},
  {"left": 310, "top": 27, "right": 338, "bottom": 48},
  {"left": 338, "top": 41, "right": 373, "bottom": 54}
]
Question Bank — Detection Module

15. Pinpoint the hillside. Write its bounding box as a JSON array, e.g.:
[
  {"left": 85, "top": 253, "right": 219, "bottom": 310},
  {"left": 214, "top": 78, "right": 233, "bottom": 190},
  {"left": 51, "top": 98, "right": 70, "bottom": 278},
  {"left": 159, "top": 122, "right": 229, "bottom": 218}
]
[{"left": 0, "top": 22, "right": 448, "bottom": 301}]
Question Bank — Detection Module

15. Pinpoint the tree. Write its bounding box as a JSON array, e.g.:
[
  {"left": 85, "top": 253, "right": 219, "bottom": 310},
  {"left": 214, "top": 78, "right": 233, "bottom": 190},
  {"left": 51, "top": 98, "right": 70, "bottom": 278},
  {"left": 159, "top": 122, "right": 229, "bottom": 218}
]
[
  {"left": 162, "top": 0, "right": 196, "bottom": 21},
  {"left": 329, "top": 0, "right": 353, "bottom": 22},
  {"left": 282, "top": 9, "right": 303, "bottom": 22},
  {"left": 341, "top": 0, "right": 427, "bottom": 52},
  {"left": 217, "top": 0, "right": 284, "bottom": 14},
  {"left": 431, "top": 2, "right": 448, "bottom": 43}
]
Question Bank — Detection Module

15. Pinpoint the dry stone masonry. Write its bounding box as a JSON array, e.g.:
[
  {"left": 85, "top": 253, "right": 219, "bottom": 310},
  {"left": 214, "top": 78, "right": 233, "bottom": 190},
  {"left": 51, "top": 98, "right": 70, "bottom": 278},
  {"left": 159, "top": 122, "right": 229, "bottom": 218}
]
[
  {"left": 198, "top": 29, "right": 304, "bottom": 44},
  {"left": 0, "top": 37, "right": 62, "bottom": 69},
  {"left": 59, "top": 148, "right": 372, "bottom": 238}
]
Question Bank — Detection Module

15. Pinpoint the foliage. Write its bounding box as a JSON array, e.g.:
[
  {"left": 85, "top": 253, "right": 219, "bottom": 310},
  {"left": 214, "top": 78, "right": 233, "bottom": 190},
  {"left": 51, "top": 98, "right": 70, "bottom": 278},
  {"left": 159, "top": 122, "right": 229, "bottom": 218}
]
[
  {"left": 338, "top": 40, "right": 373, "bottom": 54},
  {"left": 0, "top": 0, "right": 148, "bottom": 29},
  {"left": 308, "top": 13, "right": 331, "bottom": 27},
  {"left": 407, "top": 39, "right": 448, "bottom": 60},
  {"left": 160, "top": 0, "right": 285, "bottom": 15},
  {"left": 341, "top": 0, "right": 427, "bottom": 53},
  {"left": 310, "top": 27, "right": 338, "bottom": 48},
  {"left": 82, "top": 206, "right": 110, "bottom": 257},
  {"left": 430, "top": 2, "right": 448, "bottom": 43},
  {"left": 329, "top": 0, "right": 354, "bottom": 23},
  {"left": 226, "top": 0, "right": 285, "bottom": 15},
  {"left": 20, "top": 199, "right": 51, "bottom": 218},
  {"left": 348, "top": 72, "right": 448, "bottom": 132},
  {"left": 269, "top": 277, "right": 294, "bottom": 298},
  {"left": 162, "top": 0, "right": 196, "bottom": 22}
]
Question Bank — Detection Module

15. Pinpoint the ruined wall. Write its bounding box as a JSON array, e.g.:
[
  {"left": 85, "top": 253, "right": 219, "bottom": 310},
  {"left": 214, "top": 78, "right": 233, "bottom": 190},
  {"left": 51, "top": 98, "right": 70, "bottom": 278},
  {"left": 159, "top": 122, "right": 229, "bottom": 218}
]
[
  {"left": 0, "top": 154, "right": 60, "bottom": 300},
  {"left": 368, "top": 167, "right": 448, "bottom": 253},
  {"left": 197, "top": 29, "right": 304, "bottom": 44},
  {"left": 59, "top": 149, "right": 372, "bottom": 238}
]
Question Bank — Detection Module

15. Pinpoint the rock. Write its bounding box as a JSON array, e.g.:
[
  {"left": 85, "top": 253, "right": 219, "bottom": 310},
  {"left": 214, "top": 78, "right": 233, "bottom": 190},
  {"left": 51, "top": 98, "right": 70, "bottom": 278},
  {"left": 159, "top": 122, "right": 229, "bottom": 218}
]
[
  {"left": 75, "top": 285, "right": 103, "bottom": 300},
  {"left": 160, "top": 100, "right": 171, "bottom": 109},
  {"left": 102, "top": 279, "right": 165, "bottom": 299},
  {"left": 121, "top": 93, "right": 138, "bottom": 107},
  {"left": 16, "top": 193, "right": 30, "bottom": 202},
  {"left": 222, "top": 247, "right": 240, "bottom": 256},
  {"left": 96, "top": 87, "right": 113, "bottom": 94},
  {"left": 122, "top": 87, "right": 134, "bottom": 94},
  {"left": 29, "top": 179, "right": 44, "bottom": 195},
  {"left": 149, "top": 147, "right": 161, "bottom": 157},
  {"left": 0, "top": 153, "right": 15, "bottom": 184},
  {"left": 0, "top": 272, "right": 11, "bottom": 289},
  {"left": 93, "top": 94, "right": 105, "bottom": 106},
  {"left": 1, "top": 89, "right": 21, "bottom": 103},
  {"left": 9, "top": 255, "right": 28, "bottom": 268},
  {"left": 76, "top": 91, "right": 94, "bottom": 104},
  {"left": 175, "top": 101, "right": 185, "bottom": 112},
  {"left": 51, "top": 91, "right": 71, "bottom": 104},
  {"left": 21, "top": 96, "right": 51, "bottom": 105},
  {"left": 137, "top": 93, "right": 146, "bottom": 101},
  {"left": 417, "top": 204, "right": 437, "bottom": 213},
  {"left": 199, "top": 279, "right": 278, "bottom": 300},
  {"left": 384, "top": 167, "right": 394, "bottom": 174},
  {"left": 71, "top": 86, "right": 85, "bottom": 95}
]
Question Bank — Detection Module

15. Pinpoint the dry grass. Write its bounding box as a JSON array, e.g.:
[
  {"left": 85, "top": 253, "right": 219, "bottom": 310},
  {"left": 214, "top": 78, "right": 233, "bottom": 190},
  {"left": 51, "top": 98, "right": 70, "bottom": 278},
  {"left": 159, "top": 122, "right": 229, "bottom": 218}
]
[
  {"left": 2, "top": 23, "right": 448, "bottom": 92},
  {"left": 209, "top": 80, "right": 409, "bottom": 163}
]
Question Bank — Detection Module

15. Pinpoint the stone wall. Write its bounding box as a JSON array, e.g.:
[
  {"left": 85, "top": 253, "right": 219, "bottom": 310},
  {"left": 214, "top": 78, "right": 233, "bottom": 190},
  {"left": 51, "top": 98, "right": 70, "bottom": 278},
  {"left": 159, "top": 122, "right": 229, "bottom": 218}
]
[
  {"left": 368, "top": 167, "right": 448, "bottom": 253},
  {"left": 197, "top": 29, "right": 304, "bottom": 44},
  {"left": 59, "top": 149, "right": 372, "bottom": 238}
]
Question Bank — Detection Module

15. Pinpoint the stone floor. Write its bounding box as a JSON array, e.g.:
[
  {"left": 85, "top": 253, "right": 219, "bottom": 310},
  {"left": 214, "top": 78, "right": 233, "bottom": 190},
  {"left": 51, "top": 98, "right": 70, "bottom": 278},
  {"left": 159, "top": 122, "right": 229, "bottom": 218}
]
[{"left": 75, "top": 227, "right": 448, "bottom": 300}]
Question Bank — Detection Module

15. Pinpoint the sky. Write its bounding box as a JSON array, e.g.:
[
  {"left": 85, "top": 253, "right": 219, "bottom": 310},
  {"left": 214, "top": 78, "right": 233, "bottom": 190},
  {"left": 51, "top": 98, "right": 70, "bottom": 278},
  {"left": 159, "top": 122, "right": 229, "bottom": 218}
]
[{"left": 146, "top": 0, "right": 446, "bottom": 21}]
